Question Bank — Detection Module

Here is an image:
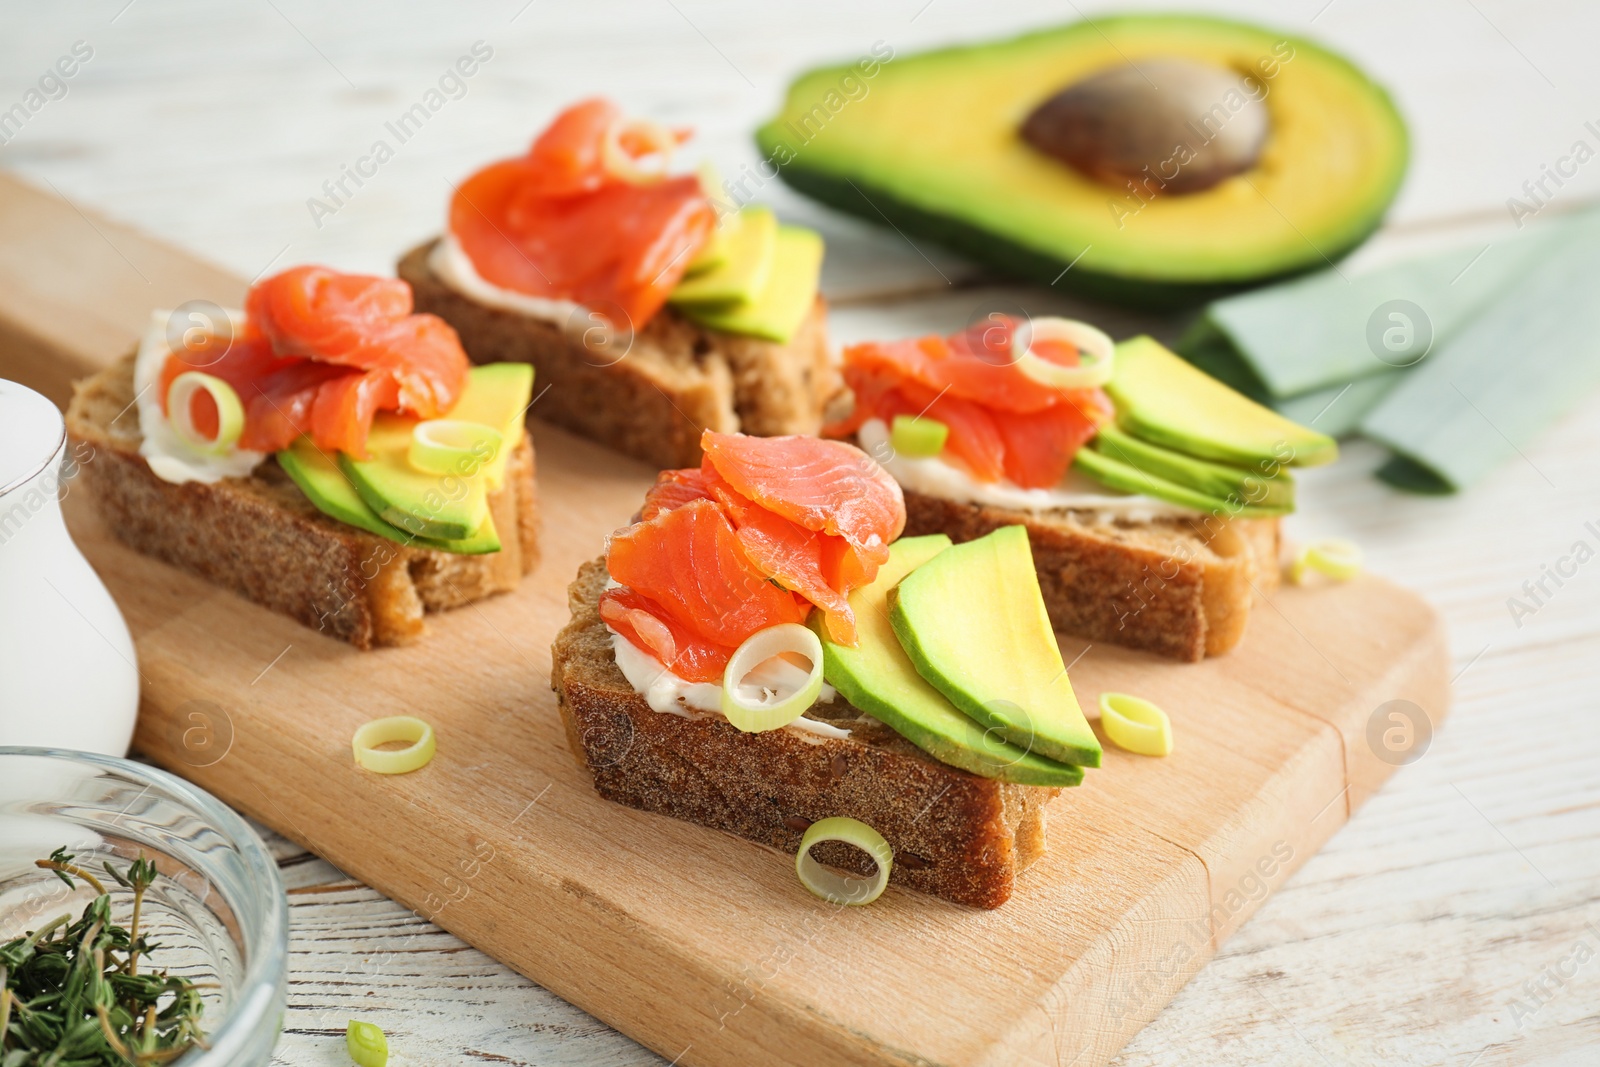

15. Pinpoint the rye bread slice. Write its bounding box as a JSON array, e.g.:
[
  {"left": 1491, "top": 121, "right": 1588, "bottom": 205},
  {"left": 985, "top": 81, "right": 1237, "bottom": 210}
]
[
  {"left": 65, "top": 353, "right": 539, "bottom": 649},
  {"left": 399, "top": 239, "right": 841, "bottom": 471},
  {"left": 551, "top": 557, "right": 1062, "bottom": 909},
  {"left": 901, "top": 488, "right": 1281, "bottom": 661}
]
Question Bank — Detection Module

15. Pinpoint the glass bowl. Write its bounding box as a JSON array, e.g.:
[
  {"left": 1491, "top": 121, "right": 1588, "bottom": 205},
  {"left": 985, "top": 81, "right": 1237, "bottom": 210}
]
[{"left": 0, "top": 747, "right": 288, "bottom": 1065}]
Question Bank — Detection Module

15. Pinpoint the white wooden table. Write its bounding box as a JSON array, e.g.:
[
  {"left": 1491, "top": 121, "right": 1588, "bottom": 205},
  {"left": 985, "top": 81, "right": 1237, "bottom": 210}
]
[{"left": 5, "top": 1, "right": 1599, "bottom": 1063}]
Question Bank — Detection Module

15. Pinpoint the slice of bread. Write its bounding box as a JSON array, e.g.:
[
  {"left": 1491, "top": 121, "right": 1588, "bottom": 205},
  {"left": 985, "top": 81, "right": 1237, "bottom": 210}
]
[
  {"left": 400, "top": 240, "right": 840, "bottom": 471},
  {"left": 902, "top": 489, "right": 1280, "bottom": 661},
  {"left": 552, "top": 557, "right": 1060, "bottom": 909},
  {"left": 65, "top": 354, "right": 539, "bottom": 649}
]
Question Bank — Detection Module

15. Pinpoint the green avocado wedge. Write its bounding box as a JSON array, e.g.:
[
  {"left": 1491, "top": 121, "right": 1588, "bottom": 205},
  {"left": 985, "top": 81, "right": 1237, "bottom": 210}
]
[
  {"left": 443, "top": 361, "right": 534, "bottom": 490},
  {"left": 277, "top": 438, "right": 502, "bottom": 554},
  {"left": 889, "top": 526, "right": 1102, "bottom": 768},
  {"left": 675, "top": 225, "right": 822, "bottom": 343},
  {"left": 670, "top": 206, "right": 778, "bottom": 306},
  {"left": 1073, "top": 448, "right": 1284, "bottom": 519},
  {"left": 1089, "top": 423, "right": 1294, "bottom": 511},
  {"left": 815, "top": 534, "right": 1084, "bottom": 787},
  {"left": 340, "top": 414, "right": 490, "bottom": 541},
  {"left": 1107, "top": 336, "right": 1337, "bottom": 469}
]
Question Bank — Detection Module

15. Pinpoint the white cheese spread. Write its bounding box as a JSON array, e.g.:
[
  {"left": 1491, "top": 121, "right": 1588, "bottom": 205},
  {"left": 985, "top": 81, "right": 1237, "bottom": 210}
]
[{"left": 134, "top": 309, "right": 268, "bottom": 485}]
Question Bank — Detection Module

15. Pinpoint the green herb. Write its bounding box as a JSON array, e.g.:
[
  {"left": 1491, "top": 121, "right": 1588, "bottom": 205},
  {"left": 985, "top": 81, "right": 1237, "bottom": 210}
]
[{"left": 0, "top": 848, "right": 207, "bottom": 1065}]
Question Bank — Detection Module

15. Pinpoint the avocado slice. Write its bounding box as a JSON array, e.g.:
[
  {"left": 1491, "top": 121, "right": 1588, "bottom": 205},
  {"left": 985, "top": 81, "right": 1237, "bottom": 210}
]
[
  {"left": 815, "top": 534, "right": 1084, "bottom": 787},
  {"left": 340, "top": 413, "right": 489, "bottom": 541},
  {"left": 670, "top": 207, "right": 777, "bottom": 306},
  {"left": 675, "top": 225, "right": 822, "bottom": 343},
  {"left": 889, "top": 526, "right": 1102, "bottom": 768},
  {"left": 278, "top": 437, "right": 501, "bottom": 554},
  {"left": 442, "top": 362, "right": 534, "bottom": 490},
  {"left": 1090, "top": 423, "right": 1294, "bottom": 510},
  {"left": 1073, "top": 447, "right": 1283, "bottom": 519},
  {"left": 755, "top": 14, "right": 1408, "bottom": 307},
  {"left": 1108, "top": 336, "right": 1336, "bottom": 468}
]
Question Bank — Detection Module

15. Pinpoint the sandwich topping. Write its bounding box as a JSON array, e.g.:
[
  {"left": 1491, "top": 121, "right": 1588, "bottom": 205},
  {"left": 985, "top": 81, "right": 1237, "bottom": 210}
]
[
  {"left": 435, "top": 97, "right": 824, "bottom": 344},
  {"left": 135, "top": 265, "right": 532, "bottom": 555},
  {"left": 602, "top": 431, "right": 905, "bottom": 727},
  {"left": 830, "top": 318, "right": 1315, "bottom": 519},
  {"left": 440, "top": 97, "right": 715, "bottom": 330}
]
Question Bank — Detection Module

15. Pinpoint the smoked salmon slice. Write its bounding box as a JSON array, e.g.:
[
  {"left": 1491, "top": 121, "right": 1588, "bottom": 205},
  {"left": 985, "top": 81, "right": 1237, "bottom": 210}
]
[
  {"left": 449, "top": 97, "right": 715, "bottom": 331},
  {"left": 162, "top": 266, "right": 470, "bottom": 458},
  {"left": 604, "top": 499, "right": 811, "bottom": 673},
  {"left": 700, "top": 431, "right": 905, "bottom": 564},
  {"left": 614, "top": 434, "right": 908, "bottom": 667},
  {"left": 598, "top": 585, "right": 737, "bottom": 685},
  {"left": 829, "top": 317, "right": 1111, "bottom": 490}
]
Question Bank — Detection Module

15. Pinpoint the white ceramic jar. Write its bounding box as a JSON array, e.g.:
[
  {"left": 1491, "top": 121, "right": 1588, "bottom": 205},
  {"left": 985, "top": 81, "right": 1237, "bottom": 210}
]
[{"left": 0, "top": 378, "right": 139, "bottom": 755}]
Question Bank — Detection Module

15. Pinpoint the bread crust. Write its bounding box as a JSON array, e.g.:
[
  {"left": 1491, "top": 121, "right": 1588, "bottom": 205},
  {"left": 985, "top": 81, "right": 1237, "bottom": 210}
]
[
  {"left": 399, "top": 240, "right": 841, "bottom": 470},
  {"left": 551, "top": 558, "right": 1060, "bottom": 909},
  {"left": 65, "top": 354, "right": 539, "bottom": 648},
  {"left": 901, "top": 489, "right": 1280, "bottom": 661}
]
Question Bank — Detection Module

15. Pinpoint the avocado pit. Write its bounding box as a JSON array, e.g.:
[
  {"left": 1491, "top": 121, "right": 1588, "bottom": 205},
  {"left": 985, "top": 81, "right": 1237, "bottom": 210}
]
[{"left": 1021, "top": 57, "right": 1270, "bottom": 195}]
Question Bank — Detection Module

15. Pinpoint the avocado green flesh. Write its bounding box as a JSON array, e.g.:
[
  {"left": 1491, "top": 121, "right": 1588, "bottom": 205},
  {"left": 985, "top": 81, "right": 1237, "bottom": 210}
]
[
  {"left": 675, "top": 225, "right": 822, "bottom": 343},
  {"left": 277, "top": 440, "right": 501, "bottom": 554},
  {"left": 443, "top": 362, "right": 535, "bottom": 490},
  {"left": 670, "top": 207, "right": 777, "bottom": 306},
  {"left": 1107, "top": 336, "right": 1336, "bottom": 468},
  {"left": 889, "top": 526, "right": 1102, "bottom": 768},
  {"left": 815, "top": 534, "right": 1084, "bottom": 787},
  {"left": 1091, "top": 423, "right": 1294, "bottom": 510},
  {"left": 755, "top": 14, "right": 1408, "bottom": 307},
  {"left": 1073, "top": 448, "right": 1281, "bottom": 519}
]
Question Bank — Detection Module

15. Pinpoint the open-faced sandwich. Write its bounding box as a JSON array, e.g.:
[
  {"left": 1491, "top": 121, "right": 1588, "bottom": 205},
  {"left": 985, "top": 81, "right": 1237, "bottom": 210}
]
[
  {"left": 552, "top": 430, "right": 1100, "bottom": 908},
  {"left": 66, "top": 265, "right": 538, "bottom": 648},
  {"left": 826, "top": 317, "right": 1337, "bottom": 660},
  {"left": 401, "top": 98, "right": 838, "bottom": 470}
]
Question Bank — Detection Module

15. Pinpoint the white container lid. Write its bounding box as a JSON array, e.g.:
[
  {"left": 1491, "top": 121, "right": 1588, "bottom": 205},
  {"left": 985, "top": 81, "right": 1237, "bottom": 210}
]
[{"left": 0, "top": 379, "right": 67, "bottom": 496}]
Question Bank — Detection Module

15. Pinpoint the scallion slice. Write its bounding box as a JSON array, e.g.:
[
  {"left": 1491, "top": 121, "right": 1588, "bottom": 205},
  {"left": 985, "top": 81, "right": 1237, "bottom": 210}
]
[
  {"left": 408, "top": 419, "right": 503, "bottom": 477},
  {"left": 167, "top": 371, "right": 244, "bottom": 454},
  {"left": 889, "top": 414, "right": 949, "bottom": 458},
  {"left": 1099, "top": 692, "right": 1173, "bottom": 757},
  {"left": 601, "top": 118, "right": 678, "bottom": 185},
  {"left": 720, "top": 623, "right": 824, "bottom": 733},
  {"left": 346, "top": 1020, "right": 388, "bottom": 1067},
  {"left": 1011, "top": 316, "right": 1115, "bottom": 390},
  {"left": 796, "top": 817, "right": 894, "bottom": 906},
  {"left": 1290, "top": 538, "right": 1363, "bottom": 584},
  {"left": 352, "top": 716, "right": 436, "bottom": 774}
]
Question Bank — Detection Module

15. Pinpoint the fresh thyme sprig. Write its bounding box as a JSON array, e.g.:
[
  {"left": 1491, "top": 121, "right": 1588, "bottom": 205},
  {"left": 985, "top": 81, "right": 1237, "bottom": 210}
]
[{"left": 1, "top": 848, "right": 207, "bottom": 1065}]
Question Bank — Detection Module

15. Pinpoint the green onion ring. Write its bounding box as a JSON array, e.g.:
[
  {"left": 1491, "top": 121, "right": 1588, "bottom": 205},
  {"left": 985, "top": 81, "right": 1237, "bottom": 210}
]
[
  {"left": 889, "top": 414, "right": 949, "bottom": 458},
  {"left": 408, "top": 419, "right": 503, "bottom": 476},
  {"left": 796, "top": 817, "right": 894, "bottom": 906},
  {"left": 601, "top": 117, "right": 677, "bottom": 185},
  {"left": 1011, "top": 316, "right": 1115, "bottom": 390},
  {"left": 1290, "top": 538, "right": 1363, "bottom": 585},
  {"left": 167, "top": 371, "right": 244, "bottom": 454},
  {"left": 1099, "top": 692, "right": 1173, "bottom": 757},
  {"left": 720, "top": 623, "right": 824, "bottom": 733},
  {"left": 346, "top": 1020, "right": 389, "bottom": 1067},
  {"left": 352, "top": 716, "right": 436, "bottom": 774}
]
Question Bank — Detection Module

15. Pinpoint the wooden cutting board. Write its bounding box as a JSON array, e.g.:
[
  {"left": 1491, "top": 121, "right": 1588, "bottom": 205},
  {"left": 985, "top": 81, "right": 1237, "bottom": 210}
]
[{"left": 0, "top": 172, "right": 1449, "bottom": 1067}]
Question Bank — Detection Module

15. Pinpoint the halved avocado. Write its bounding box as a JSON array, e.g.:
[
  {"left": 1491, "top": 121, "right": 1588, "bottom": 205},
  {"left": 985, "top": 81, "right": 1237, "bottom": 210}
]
[{"left": 756, "top": 14, "right": 1408, "bottom": 306}]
